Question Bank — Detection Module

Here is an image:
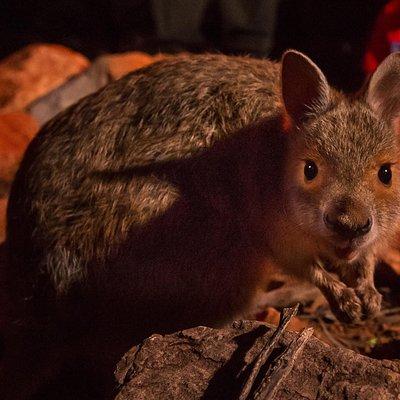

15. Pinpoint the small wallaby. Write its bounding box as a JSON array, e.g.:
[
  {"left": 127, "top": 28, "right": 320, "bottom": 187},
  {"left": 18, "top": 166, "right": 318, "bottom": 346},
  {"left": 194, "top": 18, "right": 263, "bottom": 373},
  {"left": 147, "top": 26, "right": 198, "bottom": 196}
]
[{"left": 2, "top": 50, "right": 400, "bottom": 399}]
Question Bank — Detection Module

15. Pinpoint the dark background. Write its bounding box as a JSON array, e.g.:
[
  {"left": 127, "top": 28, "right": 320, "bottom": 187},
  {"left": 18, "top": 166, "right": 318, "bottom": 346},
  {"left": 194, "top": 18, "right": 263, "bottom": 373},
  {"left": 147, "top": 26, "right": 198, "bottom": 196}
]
[{"left": 0, "top": 0, "right": 389, "bottom": 92}]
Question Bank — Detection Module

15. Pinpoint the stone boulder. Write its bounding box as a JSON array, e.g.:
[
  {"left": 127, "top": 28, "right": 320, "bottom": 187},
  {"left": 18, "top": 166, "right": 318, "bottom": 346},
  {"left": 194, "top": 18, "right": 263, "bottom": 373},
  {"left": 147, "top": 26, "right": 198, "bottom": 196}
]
[
  {"left": 115, "top": 321, "right": 400, "bottom": 400},
  {"left": 27, "top": 58, "right": 111, "bottom": 126},
  {"left": 0, "top": 44, "right": 89, "bottom": 113},
  {"left": 102, "top": 51, "right": 168, "bottom": 80},
  {"left": 0, "top": 198, "right": 7, "bottom": 244},
  {"left": 0, "top": 113, "right": 38, "bottom": 194},
  {"left": 0, "top": 112, "right": 38, "bottom": 243}
]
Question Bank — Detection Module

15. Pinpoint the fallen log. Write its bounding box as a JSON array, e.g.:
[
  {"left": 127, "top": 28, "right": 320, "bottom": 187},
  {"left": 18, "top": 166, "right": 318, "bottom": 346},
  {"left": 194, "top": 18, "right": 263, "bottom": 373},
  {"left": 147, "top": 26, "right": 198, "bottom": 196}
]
[{"left": 115, "top": 316, "right": 400, "bottom": 400}]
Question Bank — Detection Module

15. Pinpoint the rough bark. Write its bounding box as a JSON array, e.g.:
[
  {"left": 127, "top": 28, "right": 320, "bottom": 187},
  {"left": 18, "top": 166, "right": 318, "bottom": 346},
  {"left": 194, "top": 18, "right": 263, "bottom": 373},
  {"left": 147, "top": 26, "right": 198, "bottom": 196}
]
[{"left": 115, "top": 320, "right": 400, "bottom": 400}]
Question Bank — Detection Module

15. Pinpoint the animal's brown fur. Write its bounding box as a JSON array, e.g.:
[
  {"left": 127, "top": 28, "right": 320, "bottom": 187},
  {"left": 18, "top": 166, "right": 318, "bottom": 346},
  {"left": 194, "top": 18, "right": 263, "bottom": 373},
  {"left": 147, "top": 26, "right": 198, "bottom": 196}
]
[{"left": 2, "top": 51, "right": 400, "bottom": 399}]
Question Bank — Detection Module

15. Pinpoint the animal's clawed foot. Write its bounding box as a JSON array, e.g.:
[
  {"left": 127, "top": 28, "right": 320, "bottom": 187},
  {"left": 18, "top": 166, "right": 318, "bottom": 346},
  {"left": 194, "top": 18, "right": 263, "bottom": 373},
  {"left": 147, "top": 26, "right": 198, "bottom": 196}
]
[
  {"left": 329, "top": 286, "right": 363, "bottom": 323},
  {"left": 355, "top": 285, "right": 382, "bottom": 319},
  {"left": 328, "top": 284, "right": 382, "bottom": 323}
]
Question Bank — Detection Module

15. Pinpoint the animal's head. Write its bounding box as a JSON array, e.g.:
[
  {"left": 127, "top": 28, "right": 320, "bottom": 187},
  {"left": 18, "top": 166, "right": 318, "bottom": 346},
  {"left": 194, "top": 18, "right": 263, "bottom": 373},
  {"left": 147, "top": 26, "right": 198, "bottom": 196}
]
[{"left": 281, "top": 50, "right": 400, "bottom": 262}]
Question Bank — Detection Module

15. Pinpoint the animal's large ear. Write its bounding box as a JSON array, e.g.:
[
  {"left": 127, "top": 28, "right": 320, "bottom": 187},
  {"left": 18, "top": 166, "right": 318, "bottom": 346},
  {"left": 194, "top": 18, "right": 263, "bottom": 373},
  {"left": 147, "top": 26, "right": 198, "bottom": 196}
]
[
  {"left": 281, "top": 50, "right": 330, "bottom": 125},
  {"left": 367, "top": 52, "right": 400, "bottom": 127}
]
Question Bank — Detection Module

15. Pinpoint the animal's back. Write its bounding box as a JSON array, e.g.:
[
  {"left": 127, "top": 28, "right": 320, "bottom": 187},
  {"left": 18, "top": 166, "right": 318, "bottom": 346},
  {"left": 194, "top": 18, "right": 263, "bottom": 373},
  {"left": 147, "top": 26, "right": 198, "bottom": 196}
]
[{"left": 6, "top": 54, "right": 281, "bottom": 305}]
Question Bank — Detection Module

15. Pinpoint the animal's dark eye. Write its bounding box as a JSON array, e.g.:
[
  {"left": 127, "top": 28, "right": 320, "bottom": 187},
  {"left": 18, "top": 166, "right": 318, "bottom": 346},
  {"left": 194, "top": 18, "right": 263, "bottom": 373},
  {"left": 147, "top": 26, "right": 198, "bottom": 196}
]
[
  {"left": 304, "top": 161, "right": 318, "bottom": 181},
  {"left": 378, "top": 164, "right": 392, "bottom": 185}
]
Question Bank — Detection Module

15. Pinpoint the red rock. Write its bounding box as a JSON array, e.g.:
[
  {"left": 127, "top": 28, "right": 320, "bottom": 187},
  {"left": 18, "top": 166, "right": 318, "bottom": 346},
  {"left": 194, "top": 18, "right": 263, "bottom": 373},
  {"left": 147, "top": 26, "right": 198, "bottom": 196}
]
[
  {"left": 0, "top": 113, "right": 39, "bottom": 190},
  {"left": 28, "top": 58, "right": 111, "bottom": 126},
  {"left": 0, "top": 44, "right": 89, "bottom": 113},
  {"left": 104, "top": 51, "right": 169, "bottom": 80},
  {"left": 0, "top": 198, "right": 7, "bottom": 244}
]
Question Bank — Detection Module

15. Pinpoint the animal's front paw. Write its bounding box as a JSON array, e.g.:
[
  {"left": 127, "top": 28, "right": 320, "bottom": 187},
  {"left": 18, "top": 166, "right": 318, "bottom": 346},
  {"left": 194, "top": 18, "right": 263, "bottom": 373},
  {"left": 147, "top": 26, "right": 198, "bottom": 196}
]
[
  {"left": 329, "top": 287, "right": 363, "bottom": 323},
  {"left": 355, "top": 285, "right": 382, "bottom": 319}
]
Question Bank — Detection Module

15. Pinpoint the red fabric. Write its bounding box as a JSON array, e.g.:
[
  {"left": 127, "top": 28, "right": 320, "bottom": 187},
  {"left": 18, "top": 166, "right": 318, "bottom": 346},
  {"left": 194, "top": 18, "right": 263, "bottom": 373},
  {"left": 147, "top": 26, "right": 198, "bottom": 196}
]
[{"left": 364, "top": 0, "right": 400, "bottom": 74}]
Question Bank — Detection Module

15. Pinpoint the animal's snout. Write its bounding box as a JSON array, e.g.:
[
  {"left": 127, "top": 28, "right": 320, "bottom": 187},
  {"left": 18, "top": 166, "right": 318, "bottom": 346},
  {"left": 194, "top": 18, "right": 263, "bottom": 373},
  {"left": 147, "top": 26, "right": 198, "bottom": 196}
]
[{"left": 324, "top": 210, "right": 372, "bottom": 239}]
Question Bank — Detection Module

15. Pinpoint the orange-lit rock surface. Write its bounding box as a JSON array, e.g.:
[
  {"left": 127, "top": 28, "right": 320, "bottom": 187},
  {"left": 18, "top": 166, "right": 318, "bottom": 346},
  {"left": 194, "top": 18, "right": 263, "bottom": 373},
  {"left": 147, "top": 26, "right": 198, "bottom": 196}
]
[
  {"left": 0, "top": 112, "right": 38, "bottom": 243},
  {"left": 104, "top": 51, "right": 168, "bottom": 80},
  {"left": 0, "top": 113, "right": 39, "bottom": 188},
  {"left": 0, "top": 44, "right": 89, "bottom": 113},
  {"left": 0, "top": 198, "right": 7, "bottom": 244},
  {"left": 27, "top": 58, "right": 111, "bottom": 126}
]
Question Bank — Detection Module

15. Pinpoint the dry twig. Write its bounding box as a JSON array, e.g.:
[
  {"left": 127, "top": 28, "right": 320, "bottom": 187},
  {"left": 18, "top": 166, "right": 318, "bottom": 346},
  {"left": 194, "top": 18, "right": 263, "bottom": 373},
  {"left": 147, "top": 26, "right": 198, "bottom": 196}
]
[{"left": 239, "top": 304, "right": 300, "bottom": 400}]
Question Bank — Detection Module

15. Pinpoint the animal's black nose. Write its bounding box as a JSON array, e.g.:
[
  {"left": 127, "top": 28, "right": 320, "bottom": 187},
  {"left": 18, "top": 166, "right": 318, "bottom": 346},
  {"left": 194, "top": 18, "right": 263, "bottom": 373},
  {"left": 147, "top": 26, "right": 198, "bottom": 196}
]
[{"left": 324, "top": 213, "right": 372, "bottom": 239}]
